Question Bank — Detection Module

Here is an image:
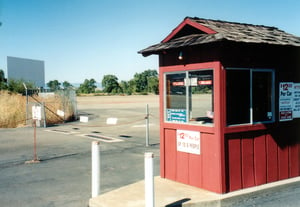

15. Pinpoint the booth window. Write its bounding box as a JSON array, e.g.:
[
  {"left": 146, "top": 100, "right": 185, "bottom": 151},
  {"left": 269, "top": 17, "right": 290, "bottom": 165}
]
[
  {"left": 165, "top": 70, "right": 214, "bottom": 125},
  {"left": 226, "top": 68, "right": 275, "bottom": 125}
]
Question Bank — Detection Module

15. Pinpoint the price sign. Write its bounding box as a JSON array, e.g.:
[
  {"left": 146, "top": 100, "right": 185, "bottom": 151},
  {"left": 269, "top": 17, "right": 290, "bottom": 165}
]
[
  {"left": 176, "top": 130, "right": 200, "bottom": 155},
  {"left": 293, "top": 83, "right": 300, "bottom": 118},
  {"left": 279, "top": 82, "right": 293, "bottom": 121}
]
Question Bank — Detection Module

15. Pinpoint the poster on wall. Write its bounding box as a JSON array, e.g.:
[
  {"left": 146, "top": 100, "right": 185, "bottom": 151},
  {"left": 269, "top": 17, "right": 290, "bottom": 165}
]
[
  {"left": 176, "top": 130, "right": 200, "bottom": 155},
  {"left": 166, "top": 109, "right": 187, "bottom": 123},
  {"left": 279, "top": 82, "right": 293, "bottom": 121},
  {"left": 293, "top": 83, "right": 300, "bottom": 118}
]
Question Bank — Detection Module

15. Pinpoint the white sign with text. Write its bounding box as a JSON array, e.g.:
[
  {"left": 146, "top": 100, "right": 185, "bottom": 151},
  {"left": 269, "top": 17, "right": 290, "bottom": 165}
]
[
  {"left": 176, "top": 130, "right": 200, "bottom": 155},
  {"left": 293, "top": 83, "right": 300, "bottom": 118},
  {"left": 279, "top": 82, "right": 293, "bottom": 121},
  {"left": 32, "top": 106, "right": 42, "bottom": 121}
]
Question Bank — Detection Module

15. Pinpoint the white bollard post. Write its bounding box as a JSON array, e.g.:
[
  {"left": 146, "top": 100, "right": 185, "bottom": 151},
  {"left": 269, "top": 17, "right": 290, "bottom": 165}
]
[
  {"left": 91, "top": 141, "right": 100, "bottom": 198},
  {"left": 145, "top": 104, "right": 150, "bottom": 147},
  {"left": 144, "top": 152, "right": 155, "bottom": 207}
]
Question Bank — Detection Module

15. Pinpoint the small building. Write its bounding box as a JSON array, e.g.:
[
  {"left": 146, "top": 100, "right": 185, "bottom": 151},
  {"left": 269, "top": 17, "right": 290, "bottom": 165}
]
[{"left": 139, "top": 17, "right": 300, "bottom": 193}]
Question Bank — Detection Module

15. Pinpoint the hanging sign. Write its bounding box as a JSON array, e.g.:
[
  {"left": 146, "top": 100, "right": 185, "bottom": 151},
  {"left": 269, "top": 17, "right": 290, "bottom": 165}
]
[
  {"left": 176, "top": 130, "right": 200, "bottom": 155},
  {"left": 293, "top": 83, "right": 300, "bottom": 118},
  {"left": 279, "top": 82, "right": 293, "bottom": 121},
  {"left": 32, "top": 105, "right": 42, "bottom": 121}
]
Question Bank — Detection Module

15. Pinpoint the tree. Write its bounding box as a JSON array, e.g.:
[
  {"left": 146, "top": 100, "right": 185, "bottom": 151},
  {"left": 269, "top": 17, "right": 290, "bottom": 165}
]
[
  {"left": 119, "top": 80, "right": 132, "bottom": 95},
  {"left": 47, "top": 80, "right": 61, "bottom": 91},
  {"left": 77, "top": 78, "right": 97, "bottom": 94},
  {"left": 133, "top": 69, "right": 158, "bottom": 93},
  {"left": 62, "top": 81, "right": 73, "bottom": 89},
  {"left": 147, "top": 76, "right": 159, "bottom": 94},
  {"left": 7, "top": 79, "right": 35, "bottom": 94},
  {"left": 101, "top": 75, "right": 122, "bottom": 93},
  {"left": 0, "top": 69, "right": 5, "bottom": 82},
  {"left": 0, "top": 69, "right": 7, "bottom": 90}
]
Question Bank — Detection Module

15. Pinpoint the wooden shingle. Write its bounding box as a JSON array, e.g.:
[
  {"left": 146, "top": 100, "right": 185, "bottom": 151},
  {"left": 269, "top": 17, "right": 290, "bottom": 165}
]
[{"left": 139, "top": 17, "right": 300, "bottom": 56}]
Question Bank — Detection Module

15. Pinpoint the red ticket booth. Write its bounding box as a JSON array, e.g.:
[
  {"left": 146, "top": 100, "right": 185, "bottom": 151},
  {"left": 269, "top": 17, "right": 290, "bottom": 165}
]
[{"left": 139, "top": 17, "right": 300, "bottom": 193}]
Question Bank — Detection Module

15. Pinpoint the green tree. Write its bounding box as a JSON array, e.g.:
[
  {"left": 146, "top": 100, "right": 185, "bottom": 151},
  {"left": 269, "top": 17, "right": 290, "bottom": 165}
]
[
  {"left": 0, "top": 69, "right": 5, "bottom": 82},
  {"left": 0, "top": 69, "right": 7, "bottom": 90},
  {"left": 119, "top": 80, "right": 132, "bottom": 95},
  {"left": 78, "top": 78, "right": 97, "bottom": 94},
  {"left": 7, "top": 79, "right": 35, "bottom": 94},
  {"left": 147, "top": 76, "right": 159, "bottom": 94},
  {"left": 47, "top": 80, "right": 61, "bottom": 91},
  {"left": 102, "top": 75, "right": 122, "bottom": 93},
  {"left": 62, "top": 81, "right": 73, "bottom": 89},
  {"left": 133, "top": 69, "right": 158, "bottom": 93}
]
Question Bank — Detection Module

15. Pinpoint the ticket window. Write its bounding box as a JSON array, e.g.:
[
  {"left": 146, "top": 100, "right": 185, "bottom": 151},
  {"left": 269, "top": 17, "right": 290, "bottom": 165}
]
[
  {"left": 165, "top": 69, "right": 214, "bottom": 126},
  {"left": 226, "top": 68, "right": 275, "bottom": 126}
]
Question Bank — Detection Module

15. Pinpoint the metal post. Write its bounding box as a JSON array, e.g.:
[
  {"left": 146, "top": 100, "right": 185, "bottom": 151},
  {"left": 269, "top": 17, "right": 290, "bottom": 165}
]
[
  {"left": 144, "top": 152, "right": 155, "bottom": 207},
  {"left": 23, "top": 83, "right": 28, "bottom": 125},
  {"left": 33, "top": 119, "right": 38, "bottom": 161},
  {"left": 92, "top": 141, "right": 100, "bottom": 198},
  {"left": 25, "top": 119, "right": 40, "bottom": 164},
  {"left": 145, "top": 104, "right": 150, "bottom": 147},
  {"left": 42, "top": 102, "right": 47, "bottom": 128}
]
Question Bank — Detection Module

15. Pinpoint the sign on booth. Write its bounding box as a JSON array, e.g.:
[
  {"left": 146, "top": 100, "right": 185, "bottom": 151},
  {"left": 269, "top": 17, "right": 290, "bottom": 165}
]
[
  {"left": 279, "top": 82, "right": 300, "bottom": 121},
  {"left": 176, "top": 130, "right": 201, "bottom": 155}
]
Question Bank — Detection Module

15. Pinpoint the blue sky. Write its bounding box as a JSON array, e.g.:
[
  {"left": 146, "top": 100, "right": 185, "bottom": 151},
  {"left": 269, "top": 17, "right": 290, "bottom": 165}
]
[{"left": 0, "top": 0, "right": 299, "bottom": 84}]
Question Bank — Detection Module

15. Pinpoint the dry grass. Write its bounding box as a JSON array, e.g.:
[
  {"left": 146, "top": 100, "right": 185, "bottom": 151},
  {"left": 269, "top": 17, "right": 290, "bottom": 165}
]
[
  {"left": 0, "top": 91, "right": 76, "bottom": 128},
  {"left": 0, "top": 91, "right": 26, "bottom": 128},
  {"left": 35, "top": 94, "right": 76, "bottom": 125}
]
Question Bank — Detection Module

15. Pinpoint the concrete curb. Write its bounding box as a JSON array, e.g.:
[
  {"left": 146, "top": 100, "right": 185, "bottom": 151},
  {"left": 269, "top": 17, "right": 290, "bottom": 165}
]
[{"left": 89, "top": 176, "right": 300, "bottom": 207}]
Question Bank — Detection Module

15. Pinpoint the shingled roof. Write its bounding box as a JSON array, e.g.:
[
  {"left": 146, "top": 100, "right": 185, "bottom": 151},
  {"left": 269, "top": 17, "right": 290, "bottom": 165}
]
[{"left": 139, "top": 17, "right": 300, "bottom": 56}]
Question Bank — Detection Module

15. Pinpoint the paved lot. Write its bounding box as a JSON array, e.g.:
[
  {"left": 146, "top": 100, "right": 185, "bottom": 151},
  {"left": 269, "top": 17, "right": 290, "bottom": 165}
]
[{"left": 0, "top": 95, "right": 160, "bottom": 207}]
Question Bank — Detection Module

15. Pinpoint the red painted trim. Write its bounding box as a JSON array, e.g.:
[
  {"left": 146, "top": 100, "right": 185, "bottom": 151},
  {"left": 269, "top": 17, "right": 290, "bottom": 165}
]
[
  {"left": 162, "top": 123, "right": 215, "bottom": 134},
  {"left": 160, "top": 61, "right": 221, "bottom": 72},
  {"left": 225, "top": 123, "right": 271, "bottom": 134},
  {"left": 213, "top": 62, "right": 227, "bottom": 193},
  {"left": 162, "top": 18, "right": 217, "bottom": 43},
  {"left": 159, "top": 71, "right": 165, "bottom": 178}
]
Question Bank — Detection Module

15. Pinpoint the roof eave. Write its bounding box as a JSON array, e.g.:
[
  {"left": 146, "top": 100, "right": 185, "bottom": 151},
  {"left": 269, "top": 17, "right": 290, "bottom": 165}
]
[{"left": 162, "top": 17, "right": 217, "bottom": 43}]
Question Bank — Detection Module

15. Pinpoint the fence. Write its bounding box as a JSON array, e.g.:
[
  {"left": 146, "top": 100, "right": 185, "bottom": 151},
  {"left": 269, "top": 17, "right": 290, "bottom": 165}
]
[{"left": 25, "top": 88, "right": 78, "bottom": 127}]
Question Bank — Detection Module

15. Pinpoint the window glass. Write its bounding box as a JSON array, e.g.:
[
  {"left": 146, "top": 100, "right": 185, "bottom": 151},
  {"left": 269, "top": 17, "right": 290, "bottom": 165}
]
[
  {"left": 189, "top": 70, "right": 213, "bottom": 124},
  {"left": 166, "top": 73, "right": 187, "bottom": 123},
  {"left": 165, "top": 70, "right": 214, "bottom": 125},
  {"left": 226, "top": 69, "right": 274, "bottom": 126},
  {"left": 253, "top": 71, "right": 273, "bottom": 122},
  {"left": 226, "top": 70, "right": 250, "bottom": 125}
]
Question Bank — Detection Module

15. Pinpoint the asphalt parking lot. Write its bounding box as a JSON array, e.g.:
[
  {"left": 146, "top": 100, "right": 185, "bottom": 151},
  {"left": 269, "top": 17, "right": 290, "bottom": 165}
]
[{"left": 0, "top": 95, "right": 160, "bottom": 207}]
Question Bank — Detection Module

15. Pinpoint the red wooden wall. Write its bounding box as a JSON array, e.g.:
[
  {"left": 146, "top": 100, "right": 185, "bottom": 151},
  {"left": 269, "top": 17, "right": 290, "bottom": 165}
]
[
  {"left": 159, "top": 61, "right": 226, "bottom": 193},
  {"left": 163, "top": 129, "right": 223, "bottom": 192},
  {"left": 226, "top": 131, "right": 300, "bottom": 192},
  {"left": 158, "top": 56, "right": 300, "bottom": 194}
]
